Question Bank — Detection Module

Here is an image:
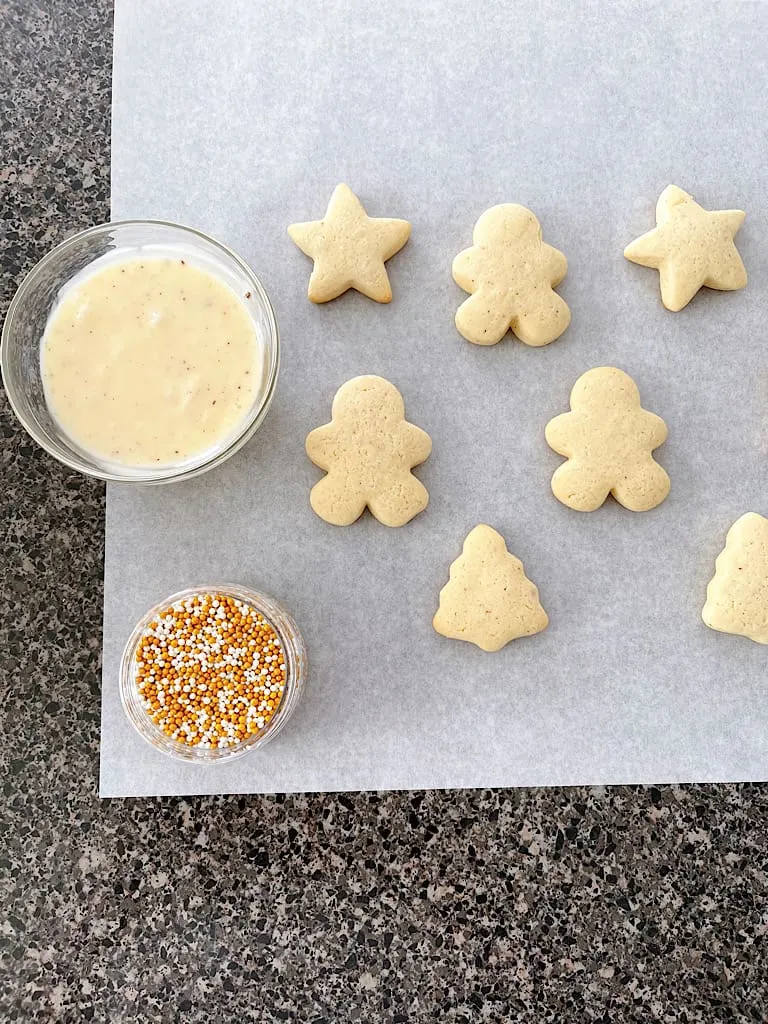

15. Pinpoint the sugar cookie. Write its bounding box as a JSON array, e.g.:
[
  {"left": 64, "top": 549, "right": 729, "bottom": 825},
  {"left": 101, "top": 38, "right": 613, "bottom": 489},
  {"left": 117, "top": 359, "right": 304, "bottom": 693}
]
[
  {"left": 433, "top": 524, "right": 548, "bottom": 652},
  {"left": 452, "top": 204, "right": 570, "bottom": 346},
  {"left": 624, "top": 185, "right": 746, "bottom": 311},
  {"left": 288, "top": 184, "right": 410, "bottom": 303},
  {"left": 306, "top": 375, "right": 431, "bottom": 527},
  {"left": 545, "top": 367, "right": 669, "bottom": 512},
  {"left": 702, "top": 513, "right": 768, "bottom": 644}
]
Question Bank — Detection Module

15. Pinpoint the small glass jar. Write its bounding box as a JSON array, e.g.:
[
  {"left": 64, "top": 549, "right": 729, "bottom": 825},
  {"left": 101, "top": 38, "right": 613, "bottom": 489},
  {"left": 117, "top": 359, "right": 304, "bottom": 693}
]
[
  {"left": 120, "top": 584, "right": 307, "bottom": 764},
  {"left": 1, "top": 220, "right": 279, "bottom": 484}
]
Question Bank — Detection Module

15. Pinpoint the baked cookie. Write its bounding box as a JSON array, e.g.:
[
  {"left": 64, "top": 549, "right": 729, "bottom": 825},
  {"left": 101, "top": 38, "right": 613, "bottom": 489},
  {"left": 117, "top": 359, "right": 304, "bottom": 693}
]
[
  {"left": 306, "top": 375, "right": 431, "bottom": 527},
  {"left": 702, "top": 513, "right": 768, "bottom": 644},
  {"left": 545, "top": 367, "right": 670, "bottom": 512},
  {"left": 433, "top": 524, "right": 548, "bottom": 652},
  {"left": 288, "top": 183, "right": 410, "bottom": 303},
  {"left": 452, "top": 204, "right": 570, "bottom": 346},
  {"left": 624, "top": 185, "right": 746, "bottom": 311}
]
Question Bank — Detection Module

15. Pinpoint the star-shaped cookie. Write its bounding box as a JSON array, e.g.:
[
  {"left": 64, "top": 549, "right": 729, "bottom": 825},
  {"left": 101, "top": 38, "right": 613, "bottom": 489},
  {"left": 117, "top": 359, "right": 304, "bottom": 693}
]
[
  {"left": 624, "top": 185, "right": 746, "bottom": 311},
  {"left": 288, "top": 183, "right": 411, "bottom": 303}
]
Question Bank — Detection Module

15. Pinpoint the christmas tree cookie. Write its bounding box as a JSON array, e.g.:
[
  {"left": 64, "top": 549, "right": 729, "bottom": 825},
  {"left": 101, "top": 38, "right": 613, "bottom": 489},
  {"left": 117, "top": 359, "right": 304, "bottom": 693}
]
[
  {"left": 702, "top": 513, "right": 768, "bottom": 644},
  {"left": 433, "top": 524, "right": 548, "bottom": 652},
  {"left": 452, "top": 204, "right": 570, "bottom": 346}
]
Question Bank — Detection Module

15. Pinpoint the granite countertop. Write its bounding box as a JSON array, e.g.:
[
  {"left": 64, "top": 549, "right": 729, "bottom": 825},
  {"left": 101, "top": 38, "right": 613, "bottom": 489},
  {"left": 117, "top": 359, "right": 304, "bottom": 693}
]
[{"left": 1, "top": 3, "right": 767, "bottom": 1021}]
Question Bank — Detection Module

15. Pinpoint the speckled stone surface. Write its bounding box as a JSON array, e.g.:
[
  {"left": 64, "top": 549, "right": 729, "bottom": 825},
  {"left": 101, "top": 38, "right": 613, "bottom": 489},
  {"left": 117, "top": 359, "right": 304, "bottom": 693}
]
[{"left": 1, "top": 2, "right": 768, "bottom": 1021}]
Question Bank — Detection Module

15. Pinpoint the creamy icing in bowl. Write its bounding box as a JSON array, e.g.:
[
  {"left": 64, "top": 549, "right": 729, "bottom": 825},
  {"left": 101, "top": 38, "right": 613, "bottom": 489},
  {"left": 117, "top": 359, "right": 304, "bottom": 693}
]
[{"left": 1, "top": 220, "right": 279, "bottom": 483}]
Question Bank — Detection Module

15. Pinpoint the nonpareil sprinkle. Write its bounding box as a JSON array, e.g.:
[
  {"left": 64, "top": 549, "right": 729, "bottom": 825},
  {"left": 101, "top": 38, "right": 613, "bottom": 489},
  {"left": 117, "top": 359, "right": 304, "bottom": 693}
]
[{"left": 135, "top": 592, "right": 287, "bottom": 748}]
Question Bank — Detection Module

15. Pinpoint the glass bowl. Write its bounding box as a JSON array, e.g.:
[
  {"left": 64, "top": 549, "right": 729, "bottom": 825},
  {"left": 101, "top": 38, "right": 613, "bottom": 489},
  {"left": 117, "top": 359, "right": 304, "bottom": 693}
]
[
  {"left": 0, "top": 220, "right": 279, "bottom": 484},
  {"left": 120, "top": 584, "right": 307, "bottom": 764}
]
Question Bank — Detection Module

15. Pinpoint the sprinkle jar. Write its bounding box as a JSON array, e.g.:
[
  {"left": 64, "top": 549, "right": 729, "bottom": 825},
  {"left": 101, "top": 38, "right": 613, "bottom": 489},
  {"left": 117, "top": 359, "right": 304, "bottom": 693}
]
[{"left": 120, "top": 584, "right": 307, "bottom": 763}]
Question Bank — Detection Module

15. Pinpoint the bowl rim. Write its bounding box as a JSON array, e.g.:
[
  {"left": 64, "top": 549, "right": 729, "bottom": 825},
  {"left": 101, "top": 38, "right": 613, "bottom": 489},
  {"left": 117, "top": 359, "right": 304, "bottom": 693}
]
[
  {"left": 119, "top": 583, "right": 308, "bottom": 764},
  {"left": 0, "top": 218, "right": 280, "bottom": 484}
]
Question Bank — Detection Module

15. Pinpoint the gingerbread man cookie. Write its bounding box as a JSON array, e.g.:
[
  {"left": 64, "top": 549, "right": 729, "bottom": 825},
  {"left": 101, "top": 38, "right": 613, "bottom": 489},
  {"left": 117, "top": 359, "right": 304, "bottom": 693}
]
[
  {"left": 288, "top": 184, "right": 411, "bottom": 304},
  {"left": 702, "top": 513, "right": 768, "bottom": 644},
  {"left": 624, "top": 185, "right": 746, "bottom": 311},
  {"left": 433, "top": 524, "right": 548, "bottom": 652},
  {"left": 452, "top": 204, "right": 570, "bottom": 346},
  {"left": 306, "top": 375, "right": 431, "bottom": 527},
  {"left": 545, "top": 367, "right": 670, "bottom": 513}
]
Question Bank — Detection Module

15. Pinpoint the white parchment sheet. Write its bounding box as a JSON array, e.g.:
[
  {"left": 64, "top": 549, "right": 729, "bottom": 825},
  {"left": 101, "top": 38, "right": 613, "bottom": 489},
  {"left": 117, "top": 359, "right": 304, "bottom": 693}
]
[{"left": 103, "top": 0, "right": 768, "bottom": 796}]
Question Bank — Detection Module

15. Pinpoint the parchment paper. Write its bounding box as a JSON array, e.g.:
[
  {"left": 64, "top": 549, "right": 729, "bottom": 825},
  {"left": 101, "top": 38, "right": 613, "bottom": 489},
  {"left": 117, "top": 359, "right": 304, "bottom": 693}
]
[{"left": 103, "top": 0, "right": 768, "bottom": 796}]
